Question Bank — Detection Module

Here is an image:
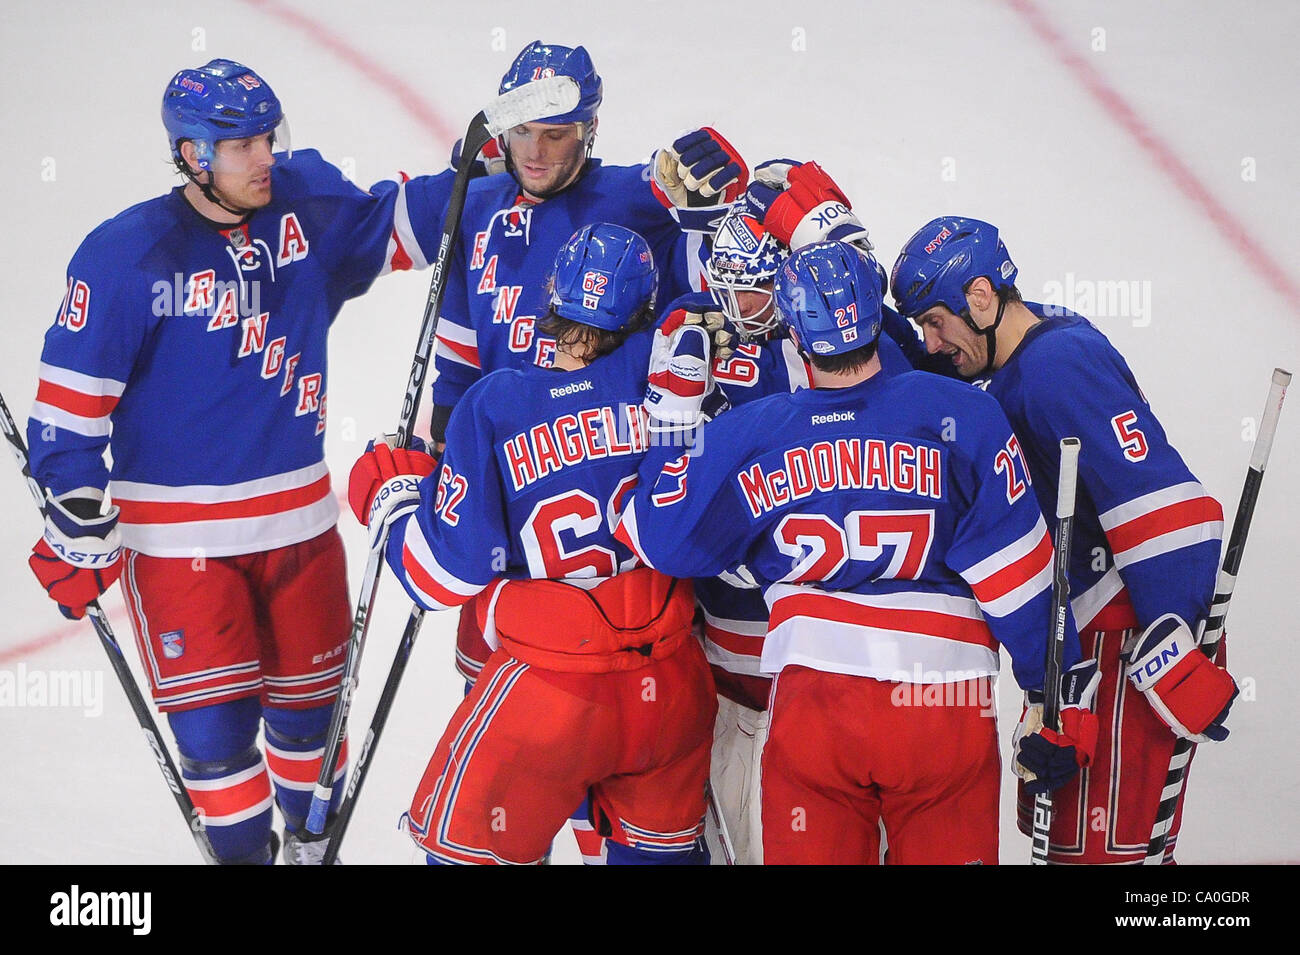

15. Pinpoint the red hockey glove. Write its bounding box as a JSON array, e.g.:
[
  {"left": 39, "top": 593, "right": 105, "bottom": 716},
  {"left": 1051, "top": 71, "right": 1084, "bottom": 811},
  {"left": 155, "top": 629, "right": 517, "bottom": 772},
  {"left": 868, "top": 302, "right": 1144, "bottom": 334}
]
[
  {"left": 28, "top": 490, "right": 123, "bottom": 620},
  {"left": 739, "top": 158, "right": 802, "bottom": 219},
  {"left": 347, "top": 435, "right": 437, "bottom": 548},
  {"left": 449, "top": 135, "right": 505, "bottom": 178},
  {"left": 652, "top": 128, "right": 748, "bottom": 209},
  {"left": 1126, "top": 614, "right": 1238, "bottom": 742},
  {"left": 1014, "top": 659, "right": 1100, "bottom": 795},
  {"left": 764, "top": 161, "right": 872, "bottom": 252}
]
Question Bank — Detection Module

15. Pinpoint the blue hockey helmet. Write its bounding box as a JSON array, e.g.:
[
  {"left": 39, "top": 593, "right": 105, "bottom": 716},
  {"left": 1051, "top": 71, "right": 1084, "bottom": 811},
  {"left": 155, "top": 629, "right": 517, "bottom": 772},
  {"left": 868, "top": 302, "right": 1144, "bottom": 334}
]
[
  {"left": 550, "top": 223, "right": 657, "bottom": 331},
  {"left": 706, "top": 208, "right": 790, "bottom": 340},
  {"left": 162, "top": 59, "right": 284, "bottom": 170},
  {"left": 499, "top": 41, "right": 602, "bottom": 125},
  {"left": 890, "top": 216, "right": 1017, "bottom": 321},
  {"left": 774, "top": 241, "right": 883, "bottom": 357}
]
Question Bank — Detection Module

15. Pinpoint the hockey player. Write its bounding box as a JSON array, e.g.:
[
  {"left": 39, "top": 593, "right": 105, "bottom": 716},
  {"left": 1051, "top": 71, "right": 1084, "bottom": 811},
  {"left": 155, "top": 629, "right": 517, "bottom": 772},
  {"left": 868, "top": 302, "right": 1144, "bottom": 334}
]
[
  {"left": 671, "top": 162, "right": 897, "bottom": 863},
  {"left": 349, "top": 223, "right": 715, "bottom": 865},
  {"left": 26, "top": 59, "right": 461, "bottom": 864},
  {"left": 617, "top": 241, "right": 1098, "bottom": 864},
  {"left": 431, "top": 44, "right": 746, "bottom": 858},
  {"left": 891, "top": 217, "right": 1236, "bottom": 863},
  {"left": 682, "top": 160, "right": 957, "bottom": 862},
  {"left": 430, "top": 39, "right": 747, "bottom": 447}
]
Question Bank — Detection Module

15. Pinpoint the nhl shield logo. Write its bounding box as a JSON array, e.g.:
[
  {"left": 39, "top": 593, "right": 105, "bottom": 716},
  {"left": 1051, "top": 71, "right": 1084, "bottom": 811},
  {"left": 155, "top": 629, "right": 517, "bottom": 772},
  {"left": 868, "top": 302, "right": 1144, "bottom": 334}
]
[{"left": 161, "top": 630, "right": 185, "bottom": 659}]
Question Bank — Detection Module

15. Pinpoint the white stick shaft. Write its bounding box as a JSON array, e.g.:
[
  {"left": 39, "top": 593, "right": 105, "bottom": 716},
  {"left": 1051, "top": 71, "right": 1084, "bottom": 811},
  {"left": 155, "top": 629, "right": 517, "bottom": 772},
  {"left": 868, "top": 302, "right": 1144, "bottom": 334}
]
[
  {"left": 1056, "top": 438, "right": 1080, "bottom": 519},
  {"left": 1250, "top": 368, "right": 1291, "bottom": 471}
]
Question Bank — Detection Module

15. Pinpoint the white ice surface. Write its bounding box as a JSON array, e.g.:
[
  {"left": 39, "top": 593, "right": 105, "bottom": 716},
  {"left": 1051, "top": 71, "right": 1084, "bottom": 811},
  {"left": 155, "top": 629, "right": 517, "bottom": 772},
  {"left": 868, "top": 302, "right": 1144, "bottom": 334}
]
[{"left": 0, "top": 0, "right": 1296, "bottom": 864}]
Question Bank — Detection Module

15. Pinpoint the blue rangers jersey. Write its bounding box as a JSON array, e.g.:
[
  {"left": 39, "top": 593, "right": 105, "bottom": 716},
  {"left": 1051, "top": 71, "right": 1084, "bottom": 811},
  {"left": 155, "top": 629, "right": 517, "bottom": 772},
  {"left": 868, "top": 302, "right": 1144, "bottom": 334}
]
[
  {"left": 985, "top": 307, "right": 1222, "bottom": 632},
  {"left": 663, "top": 291, "right": 949, "bottom": 707},
  {"left": 619, "top": 371, "right": 1081, "bottom": 692},
  {"left": 430, "top": 161, "right": 698, "bottom": 422},
  {"left": 29, "top": 149, "right": 454, "bottom": 557},
  {"left": 386, "top": 333, "right": 657, "bottom": 618}
]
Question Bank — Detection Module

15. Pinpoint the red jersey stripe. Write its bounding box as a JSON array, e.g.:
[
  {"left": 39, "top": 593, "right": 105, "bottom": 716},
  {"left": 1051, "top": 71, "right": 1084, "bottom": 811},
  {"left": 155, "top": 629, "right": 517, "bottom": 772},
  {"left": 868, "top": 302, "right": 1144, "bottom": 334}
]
[
  {"left": 969, "top": 531, "right": 1053, "bottom": 603},
  {"left": 1106, "top": 496, "right": 1223, "bottom": 555},
  {"left": 704, "top": 624, "right": 765, "bottom": 657},
  {"left": 116, "top": 475, "right": 333, "bottom": 524},
  {"left": 35, "top": 379, "right": 119, "bottom": 419},
  {"left": 402, "top": 543, "right": 473, "bottom": 609},
  {"left": 436, "top": 333, "right": 481, "bottom": 369},
  {"left": 769, "top": 593, "right": 997, "bottom": 650}
]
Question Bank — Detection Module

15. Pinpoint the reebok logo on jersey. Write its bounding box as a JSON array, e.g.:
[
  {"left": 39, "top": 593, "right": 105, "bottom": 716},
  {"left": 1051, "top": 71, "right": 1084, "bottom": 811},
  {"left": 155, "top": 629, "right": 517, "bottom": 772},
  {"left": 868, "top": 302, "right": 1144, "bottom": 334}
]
[
  {"left": 549, "top": 380, "right": 594, "bottom": 399},
  {"left": 811, "top": 411, "right": 856, "bottom": 425}
]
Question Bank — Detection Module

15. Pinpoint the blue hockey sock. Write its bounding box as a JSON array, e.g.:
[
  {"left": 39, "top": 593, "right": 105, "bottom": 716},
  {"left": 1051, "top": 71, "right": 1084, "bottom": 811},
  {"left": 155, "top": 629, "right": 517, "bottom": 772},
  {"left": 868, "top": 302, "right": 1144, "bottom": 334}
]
[
  {"left": 262, "top": 703, "right": 344, "bottom": 833},
  {"left": 169, "top": 697, "right": 274, "bottom": 864}
]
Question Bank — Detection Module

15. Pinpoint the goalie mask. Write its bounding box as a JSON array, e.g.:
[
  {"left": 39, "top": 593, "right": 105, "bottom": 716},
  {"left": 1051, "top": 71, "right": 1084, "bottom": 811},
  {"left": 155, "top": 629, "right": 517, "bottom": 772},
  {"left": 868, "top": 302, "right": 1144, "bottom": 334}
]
[{"left": 706, "top": 209, "right": 790, "bottom": 340}]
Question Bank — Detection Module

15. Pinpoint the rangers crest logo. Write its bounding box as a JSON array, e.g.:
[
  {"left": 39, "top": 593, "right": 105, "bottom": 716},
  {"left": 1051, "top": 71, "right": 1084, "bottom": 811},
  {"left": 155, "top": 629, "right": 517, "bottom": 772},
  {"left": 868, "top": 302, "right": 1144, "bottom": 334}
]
[
  {"left": 721, "top": 215, "right": 762, "bottom": 255},
  {"left": 161, "top": 630, "right": 185, "bottom": 659}
]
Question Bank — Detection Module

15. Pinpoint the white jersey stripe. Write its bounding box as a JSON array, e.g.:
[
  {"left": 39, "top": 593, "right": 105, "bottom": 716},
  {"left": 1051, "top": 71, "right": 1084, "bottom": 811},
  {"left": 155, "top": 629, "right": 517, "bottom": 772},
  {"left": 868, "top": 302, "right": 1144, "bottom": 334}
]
[
  {"left": 37, "top": 362, "right": 126, "bottom": 397},
  {"left": 29, "top": 402, "right": 110, "bottom": 437}
]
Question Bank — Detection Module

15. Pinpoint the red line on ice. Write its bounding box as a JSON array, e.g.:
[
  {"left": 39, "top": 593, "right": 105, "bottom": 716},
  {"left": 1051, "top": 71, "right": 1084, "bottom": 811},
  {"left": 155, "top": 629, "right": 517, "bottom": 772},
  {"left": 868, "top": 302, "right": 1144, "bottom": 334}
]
[
  {"left": 236, "top": 0, "right": 461, "bottom": 146},
  {"left": 1004, "top": 0, "right": 1300, "bottom": 313},
  {"left": 0, "top": 596, "right": 127, "bottom": 665}
]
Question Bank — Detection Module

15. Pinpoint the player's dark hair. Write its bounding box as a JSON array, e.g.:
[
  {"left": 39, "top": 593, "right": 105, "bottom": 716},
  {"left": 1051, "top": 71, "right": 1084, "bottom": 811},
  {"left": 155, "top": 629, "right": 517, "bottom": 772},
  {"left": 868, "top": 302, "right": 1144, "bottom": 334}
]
[
  {"left": 806, "top": 339, "right": 880, "bottom": 376},
  {"left": 995, "top": 284, "right": 1023, "bottom": 307},
  {"left": 538, "top": 304, "right": 655, "bottom": 365}
]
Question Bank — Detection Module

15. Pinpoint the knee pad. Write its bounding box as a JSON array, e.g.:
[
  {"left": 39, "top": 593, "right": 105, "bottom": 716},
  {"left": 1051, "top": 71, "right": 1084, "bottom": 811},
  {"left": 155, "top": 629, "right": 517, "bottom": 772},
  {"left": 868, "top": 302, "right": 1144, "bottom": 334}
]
[
  {"left": 168, "top": 696, "right": 261, "bottom": 762},
  {"left": 263, "top": 703, "right": 346, "bottom": 833}
]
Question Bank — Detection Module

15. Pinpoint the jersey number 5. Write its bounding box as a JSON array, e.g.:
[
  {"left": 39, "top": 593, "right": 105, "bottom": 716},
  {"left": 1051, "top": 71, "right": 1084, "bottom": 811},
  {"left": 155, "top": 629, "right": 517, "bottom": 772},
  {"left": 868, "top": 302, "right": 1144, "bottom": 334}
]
[{"left": 1111, "top": 410, "right": 1149, "bottom": 462}]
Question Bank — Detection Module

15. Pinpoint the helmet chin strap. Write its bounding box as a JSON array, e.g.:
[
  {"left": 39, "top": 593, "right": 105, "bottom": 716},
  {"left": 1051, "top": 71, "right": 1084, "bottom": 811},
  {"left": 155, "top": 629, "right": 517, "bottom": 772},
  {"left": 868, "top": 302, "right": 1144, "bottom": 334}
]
[
  {"left": 183, "top": 166, "right": 255, "bottom": 219},
  {"left": 961, "top": 295, "right": 1007, "bottom": 378}
]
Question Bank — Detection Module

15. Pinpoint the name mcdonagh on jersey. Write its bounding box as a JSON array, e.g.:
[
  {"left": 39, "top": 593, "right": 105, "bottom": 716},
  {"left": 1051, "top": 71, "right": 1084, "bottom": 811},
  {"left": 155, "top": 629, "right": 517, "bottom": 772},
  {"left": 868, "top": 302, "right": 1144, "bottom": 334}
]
[{"left": 739, "top": 438, "right": 944, "bottom": 518}]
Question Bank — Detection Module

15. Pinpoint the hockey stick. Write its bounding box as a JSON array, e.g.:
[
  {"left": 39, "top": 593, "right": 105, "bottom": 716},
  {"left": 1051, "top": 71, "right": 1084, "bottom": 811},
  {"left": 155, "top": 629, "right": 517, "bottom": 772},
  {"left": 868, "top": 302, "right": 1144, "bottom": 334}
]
[
  {"left": 0, "top": 388, "right": 219, "bottom": 864},
  {"left": 304, "top": 75, "right": 583, "bottom": 837},
  {"left": 321, "top": 608, "right": 421, "bottom": 864},
  {"left": 1142, "top": 367, "right": 1291, "bottom": 865},
  {"left": 704, "top": 781, "right": 736, "bottom": 866},
  {"left": 1030, "top": 436, "right": 1080, "bottom": 866}
]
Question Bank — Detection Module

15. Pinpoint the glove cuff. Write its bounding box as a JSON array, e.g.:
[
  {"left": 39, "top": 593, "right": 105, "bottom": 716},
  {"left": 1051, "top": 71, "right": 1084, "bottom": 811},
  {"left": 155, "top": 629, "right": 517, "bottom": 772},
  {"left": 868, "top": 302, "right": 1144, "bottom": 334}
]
[
  {"left": 367, "top": 475, "right": 424, "bottom": 550},
  {"left": 43, "top": 490, "right": 122, "bottom": 569}
]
